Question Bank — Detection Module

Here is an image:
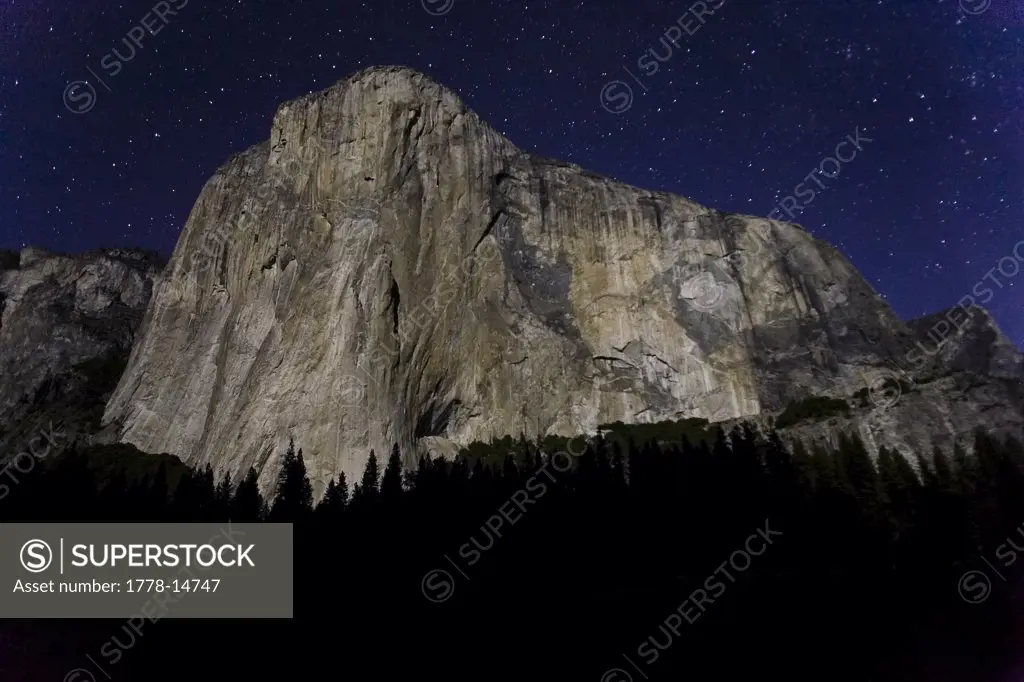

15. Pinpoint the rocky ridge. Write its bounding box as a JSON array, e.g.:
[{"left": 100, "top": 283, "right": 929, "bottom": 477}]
[
  {"left": 82, "top": 66, "right": 1021, "bottom": 495},
  {"left": 0, "top": 247, "right": 160, "bottom": 459}
]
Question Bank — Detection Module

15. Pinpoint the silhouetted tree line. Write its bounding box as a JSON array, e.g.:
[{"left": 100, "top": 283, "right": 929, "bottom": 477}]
[{"left": 2, "top": 424, "right": 1023, "bottom": 682}]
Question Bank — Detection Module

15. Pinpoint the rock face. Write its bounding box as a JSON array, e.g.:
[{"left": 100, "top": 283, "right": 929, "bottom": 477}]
[
  {"left": 101, "top": 66, "right": 1023, "bottom": 495},
  {"left": 0, "top": 248, "right": 159, "bottom": 459}
]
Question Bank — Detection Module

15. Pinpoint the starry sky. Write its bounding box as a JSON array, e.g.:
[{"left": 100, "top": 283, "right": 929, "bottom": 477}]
[{"left": 1, "top": 0, "right": 1022, "bottom": 344}]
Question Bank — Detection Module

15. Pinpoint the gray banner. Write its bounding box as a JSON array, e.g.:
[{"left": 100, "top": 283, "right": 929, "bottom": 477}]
[{"left": 0, "top": 523, "right": 292, "bottom": 618}]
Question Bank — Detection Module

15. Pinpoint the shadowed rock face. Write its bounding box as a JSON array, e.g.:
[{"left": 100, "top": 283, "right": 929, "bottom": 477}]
[
  {"left": 99, "top": 66, "right": 1023, "bottom": 496},
  {"left": 0, "top": 248, "right": 160, "bottom": 458}
]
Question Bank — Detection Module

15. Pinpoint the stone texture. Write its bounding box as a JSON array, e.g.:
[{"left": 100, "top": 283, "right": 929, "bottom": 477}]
[
  {"left": 99, "top": 66, "right": 1023, "bottom": 496},
  {"left": 0, "top": 248, "right": 160, "bottom": 459}
]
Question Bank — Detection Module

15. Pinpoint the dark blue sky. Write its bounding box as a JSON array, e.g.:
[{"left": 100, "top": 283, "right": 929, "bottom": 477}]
[{"left": 1, "top": 0, "right": 1021, "bottom": 344}]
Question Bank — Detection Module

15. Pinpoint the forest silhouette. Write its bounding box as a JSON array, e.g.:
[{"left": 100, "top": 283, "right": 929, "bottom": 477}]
[{"left": 2, "top": 421, "right": 1023, "bottom": 682}]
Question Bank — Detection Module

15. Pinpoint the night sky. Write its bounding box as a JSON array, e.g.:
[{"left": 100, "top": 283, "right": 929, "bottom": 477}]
[{"left": 1, "top": 0, "right": 1021, "bottom": 344}]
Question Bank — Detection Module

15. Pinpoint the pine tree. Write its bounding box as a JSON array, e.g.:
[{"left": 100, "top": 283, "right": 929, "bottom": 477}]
[
  {"left": 269, "top": 440, "right": 313, "bottom": 521},
  {"left": 931, "top": 446, "right": 954, "bottom": 493},
  {"left": 890, "top": 450, "right": 921, "bottom": 490},
  {"left": 789, "top": 438, "right": 815, "bottom": 490},
  {"left": 809, "top": 442, "right": 840, "bottom": 491},
  {"left": 316, "top": 474, "right": 348, "bottom": 517},
  {"left": 381, "top": 444, "right": 404, "bottom": 499},
  {"left": 838, "top": 431, "right": 881, "bottom": 513},
  {"left": 449, "top": 456, "right": 469, "bottom": 496},
  {"left": 915, "top": 451, "right": 937, "bottom": 489},
  {"left": 317, "top": 479, "right": 338, "bottom": 515},
  {"left": 361, "top": 450, "right": 380, "bottom": 497},
  {"left": 952, "top": 441, "right": 974, "bottom": 498},
  {"left": 335, "top": 470, "right": 348, "bottom": 510},
  {"left": 293, "top": 448, "right": 314, "bottom": 514},
  {"left": 1003, "top": 435, "right": 1024, "bottom": 472},
  {"left": 970, "top": 429, "right": 1004, "bottom": 546},
  {"left": 876, "top": 446, "right": 899, "bottom": 504},
  {"left": 610, "top": 440, "right": 627, "bottom": 494},
  {"left": 198, "top": 463, "right": 216, "bottom": 518},
  {"left": 231, "top": 467, "right": 264, "bottom": 521},
  {"left": 501, "top": 453, "right": 521, "bottom": 493},
  {"left": 411, "top": 455, "right": 431, "bottom": 494},
  {"left": 215, "top": 472, "right": 233, "bottom": 520},
  {"left": 171, "top": 468, "right": 199, "bottom": 521},
  {"left": 877, "top": 447, "right": 921, "bottom": 535}
]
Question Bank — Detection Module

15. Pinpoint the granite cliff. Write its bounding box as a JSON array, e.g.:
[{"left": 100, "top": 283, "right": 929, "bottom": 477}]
[
  {"left": 94, "top": 66, "right": 1022, "bottom": 495},
  {"left": 0, "top": 248, "right": 159, "bottom": 459}
]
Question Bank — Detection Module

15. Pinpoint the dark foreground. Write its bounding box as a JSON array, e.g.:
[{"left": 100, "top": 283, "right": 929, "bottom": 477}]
[{"left": 2, "top": 423, "right": 1024, "bottom": 682}]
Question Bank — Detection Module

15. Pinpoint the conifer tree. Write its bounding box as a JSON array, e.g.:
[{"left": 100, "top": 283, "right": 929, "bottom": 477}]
[
  {"left": 877, "top": 447, "right": 921, "bottom": 533},
  {"left": 361, "top": 449, "right": 380, "bottom": 497},
  {"left": 231, "top": 467, "right": 265, "bottom": 521},
  {"left": 316, "top": 474, "right": 348, "bottom": 517},
  {"left": 876, "top": 446, "right": 899, "bottom": 499},
  {"left": 931, "top": 446, "right": 955, "bottom": 493},
  {"left": 411, "top": 455, "right": 431, "bottom": 493},
  {"left": 838, "top": 431, "right": 881, "bottom": 513},
  {"left": 609, "top": 440, "right": 627, "bottom": 494},
  {"left": 890, "top": 449, "right": 921, "bottom": 490},
  {"left": 915, "top": 451, "right": 937, "bottom": 489},
  {"left": 171, "top": 468, "right": 199, "bottom": 521},
  {"left": 501, "top": 453, "right": 520, "bottom": 490},
  {"left": 449, "top": 456, "right": 469, "bottom": 495},
  {"left": 951, "top": 440, "right": 971, "bottom": 480},
  {"left": 191, "top": 463, "right": 215, "bottom": 518},
  {"left": 789, "top": 438, "right": 815, "bottom": 490},
  {"left": 335, "top": 470, "right": 348, "bottom": 510},
  {"left": 381, "top": 444, "right": 404, "bottom": 499},
  {"left": 809, "top": 442, "right": 839, "bottom": 491},
  {"left": 215, "top": 472, "right": 233, "bottom": 519},
  {"left": 269, "top": 440, "right": 313, "bottom": 521}
]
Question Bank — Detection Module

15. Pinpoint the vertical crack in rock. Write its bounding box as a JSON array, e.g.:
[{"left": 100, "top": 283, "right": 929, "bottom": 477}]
[
  {"left": 637, "top": 196, "right": 663, "bottom": 233},
  {"left": 388, "top": 272, "right": 400, "bottom": 337},
  {"left": 474, "top": 209, "right": 505, "bottom": 254}
]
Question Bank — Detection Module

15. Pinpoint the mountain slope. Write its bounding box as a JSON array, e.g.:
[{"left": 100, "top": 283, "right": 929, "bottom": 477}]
[
  {"left": 100, "top": 66, "right": 1023, "bottom": 494},
  {"left": 0, "top": 247, "right": 159, "bottom": 458}
]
